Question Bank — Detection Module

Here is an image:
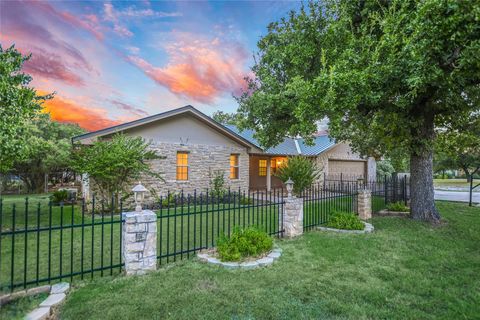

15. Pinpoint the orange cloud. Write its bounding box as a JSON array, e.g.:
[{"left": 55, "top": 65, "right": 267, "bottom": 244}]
[
  {"left": 40, "top": 93, "right": 120, "bottom": 132},
  {"left": 127, "top": 32, "right": 249, "bottom": 104}
]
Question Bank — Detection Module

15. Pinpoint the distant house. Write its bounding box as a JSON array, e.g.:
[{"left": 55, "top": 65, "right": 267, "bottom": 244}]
[{"left": 73, "top": 105, "right": 376, "bottom": 197}]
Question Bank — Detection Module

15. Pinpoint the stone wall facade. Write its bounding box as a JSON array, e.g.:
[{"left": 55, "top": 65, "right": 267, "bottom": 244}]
[
  {"left": 122, "top": 210, "right": 157, "bottom": 275},
  {"left": 357, "top": 189, "right": 372, "bottom": 220},
  {"left": 283, "top": 197, "right": 303, "bottom": 238},
  {"left": 142, "top": 141, "right": 250, "bottom": 199}
]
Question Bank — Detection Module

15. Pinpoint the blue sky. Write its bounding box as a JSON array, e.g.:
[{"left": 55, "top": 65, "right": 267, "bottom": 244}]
[{"left": 1, "top": 0, "right": 302, "bottom": 130}]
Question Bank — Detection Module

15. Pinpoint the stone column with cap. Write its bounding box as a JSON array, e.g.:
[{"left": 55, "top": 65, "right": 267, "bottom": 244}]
[
  {"left": 122, "top": 183, "right": 157, "bottom": 275},
  {"left": 357, "top": 189, "right": 372, "bottom": 220},
  {"left": 282, "top": 178, "right": 303, "bottom": 238}
]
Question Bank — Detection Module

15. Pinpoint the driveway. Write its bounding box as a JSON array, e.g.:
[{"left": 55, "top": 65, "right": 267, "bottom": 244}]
[{"left": 434, "top": 189, "right": 480, "bottom": 204}]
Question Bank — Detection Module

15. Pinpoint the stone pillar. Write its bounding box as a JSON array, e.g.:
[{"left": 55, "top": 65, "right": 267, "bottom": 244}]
[
  {"left": 357, "top": 189, "right": 372, "bottom": 220},
  {"left": 122, "top": 210, "right": 157, "bottom": 275},
  {"left": 283, "top": 196, "right": 303, "bottom": 238}
]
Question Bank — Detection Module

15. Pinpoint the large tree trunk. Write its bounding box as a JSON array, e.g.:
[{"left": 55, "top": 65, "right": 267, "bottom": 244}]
[
  {"left": 409, "top": 110, "right": 441, "bottom": 223},
  {"left": 410, "top": 149, "right": 440, "bottom": 222}
]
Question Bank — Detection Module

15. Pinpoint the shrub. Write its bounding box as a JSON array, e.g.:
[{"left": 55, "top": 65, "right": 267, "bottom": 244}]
[
  {"left": 275, "top": 156, "right": 320, "bottom": 195},
  {"left": 161, "top": 193, "right": 177, "bottom": 208},
  {"left": 216, "top": 226, "right": 273, "bottom": 262},
  {"left": 386, "top": 202, "right": 410, "bottom": 212},
  {"left": 326, "top": 211, "right": 364, "bottom": 230},
  {"left": 50, "top": 190, "right": 68, "bottom": 204},
  {"left": 210, "top": 170, "right": 226, "bottom": 199}
]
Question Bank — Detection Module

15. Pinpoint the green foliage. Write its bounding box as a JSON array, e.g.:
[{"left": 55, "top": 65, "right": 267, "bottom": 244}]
[
  {"left": 71, "top": 134, "right": 161, "bottom": 202},
  {"left": 386, "top": 202, "right": 410, "bottom": 213},
  {"left": 210, "top": 170, "right": 226, "bottom": 198},
  {"left": 239, "top": 196, "right": 253, "bottom": 205},
  {"left": 0, "top": 45, "right": 53, "bottom": 172},
  {"left": 161, "top": 193, "right": 176, "bottom": 208},
  {"left": 216, "top": 226, "right": 273, "bottom": 262},
  {"left": 275, "top": 156, "right": 320, "bottom": 195},
  {"left": 211, "top": 111, "right": 244, "bottom": 126},
  {"left": 435, "top": 114, "right": 480, "bottom": 178},
  {"left": 237, "top": 0, "right": 480, "bottom": 221},
  {"left": 50, "top": 190, "right": 69, "bottom": 204},
  {"left": 376, "top": 160, "right": 395, "bottom": 178},
  {"left": 326, "top": 211, "right": 364, "bottom": 231},
  {"left": 11, "top": 113, "right": 85, "bottom": 193}
]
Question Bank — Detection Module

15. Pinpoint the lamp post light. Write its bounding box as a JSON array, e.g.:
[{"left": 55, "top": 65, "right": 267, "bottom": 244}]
[
  {"left": 132, "top": 182, "right": 147, "bottom": 212},
  {"left": 285, "top": 178, "right": 294, "bottom": 198}
]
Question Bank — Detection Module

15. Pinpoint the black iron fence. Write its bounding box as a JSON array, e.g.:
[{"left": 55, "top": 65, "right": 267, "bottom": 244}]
[
  {"left": 0, "top": 188, "right": 285, "bottom": 293},
  {"left": 301, "top": 182, "right": 358, "bottom": 231},
  {"left": 0, "top": 178, "right": 408, "bottom": 293}
]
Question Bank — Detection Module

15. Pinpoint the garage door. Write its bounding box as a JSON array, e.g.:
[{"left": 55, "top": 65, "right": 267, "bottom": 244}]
[{"left": 328, "top": 160, "right": 366, "bottom": 178}]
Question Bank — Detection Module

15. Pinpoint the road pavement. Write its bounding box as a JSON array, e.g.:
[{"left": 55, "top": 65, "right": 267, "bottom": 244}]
[{"left": 434, "top": 189, "right": 480, "bottom": 204}]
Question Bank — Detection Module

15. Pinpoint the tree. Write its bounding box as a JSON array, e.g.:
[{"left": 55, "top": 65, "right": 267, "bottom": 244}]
[
  {"left": 12, "top": 114, "right": 85, "bottom": 193},
  {"left": 71, "top": 134, "right": 161, "bottom": 206},
  {"left": 0, "top": 45, "right": 53, "bottom": 172},
  {"left": 237, "top": 1, "right": 480, "bottom": 222},
  {"left": 274, "top": 156, "right": 320, "bottom": 195},
  {"left": 212, "top": 111, "right": 244, "bottom": 126},
  {"left": 435, "top": 114, "right": 480, "bottom": 181}
]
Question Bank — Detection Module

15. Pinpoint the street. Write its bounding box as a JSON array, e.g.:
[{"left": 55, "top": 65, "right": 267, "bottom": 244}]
[{"left": 434, "top": 189, "right": 480, "bottom": 204}]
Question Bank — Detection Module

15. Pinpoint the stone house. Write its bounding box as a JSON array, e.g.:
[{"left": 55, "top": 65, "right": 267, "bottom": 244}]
[{"left": 73, "top": 105, "right": 376, "bottom": 198}]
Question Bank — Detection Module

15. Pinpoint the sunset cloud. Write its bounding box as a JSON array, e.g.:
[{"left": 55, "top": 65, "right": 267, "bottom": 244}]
[
  {"left": 109, "top": 100, "right": 149, "bottom": 118},
  {"left": 42, "top": 93, "right": 120, "bottom": 131},
  {"left": 127, "top": 33, "right": 249, "bottom": 104}
]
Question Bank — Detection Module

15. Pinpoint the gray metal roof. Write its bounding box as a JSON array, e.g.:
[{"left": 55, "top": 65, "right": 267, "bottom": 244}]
[{"left": 225, "top": 124, "right": 336, "bottom": 156}]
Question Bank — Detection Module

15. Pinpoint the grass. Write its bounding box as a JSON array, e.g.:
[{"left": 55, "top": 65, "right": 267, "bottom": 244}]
[
  {"left": 434, "top": 178, "right": 472, "bottom": 189},
  {"left": 59, "top": 201, "right": 480, "bottom": 319},
  {"left": 0, "top": 292, "right": 48, "bottom": 320},
  {"left": 0, "top": 197, "right": 282, "bottom": 293}
]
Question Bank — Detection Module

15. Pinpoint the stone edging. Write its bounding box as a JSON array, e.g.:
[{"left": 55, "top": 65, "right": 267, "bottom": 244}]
[
  {"left": 197, "top": 248, "right": 282, "bottom": 269},
  {"left": 316, "top": 221, "right": 374, "bottom": 234},
  {"left": 24, "top": 282, "right": 70, "bottom": 320},
  {"left": 376, "top": 209, "right": 410, "bottom": 217}
]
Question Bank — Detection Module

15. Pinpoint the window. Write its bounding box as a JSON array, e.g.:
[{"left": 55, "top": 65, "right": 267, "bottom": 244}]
[
  {"left": 176, "top": 152, "right": 188, "bottom": 180},
  {"left": 271, "top": 157, "right": 286, "bottom": 174},
  {"left": 230, "top": 154, "right": 239, "bottom": 179},
  {"left": 259, "top": 159, "right": 267, "bottom": 176}
]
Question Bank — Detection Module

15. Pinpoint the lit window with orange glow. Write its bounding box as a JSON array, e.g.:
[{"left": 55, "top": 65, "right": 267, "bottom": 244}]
[
  {"left": 230, "top": 154, "right": 239, "bottom": 179},
  {"left": 176, "top": 152, "right": 188, "bottom": 180},
  {"left": 259, "top": 159, "right": 267, "bottom": 176}
]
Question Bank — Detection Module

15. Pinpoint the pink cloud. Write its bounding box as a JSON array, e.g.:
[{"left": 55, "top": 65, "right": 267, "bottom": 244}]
[
  {"left": 109, "top": 99, "right": 149, "bottom": 117},
  {"left": 127, "top": 33, "right": 249, "bottom": 104},
  {"left": 22, "top": 48, "right": 85, "bottom": 86}
]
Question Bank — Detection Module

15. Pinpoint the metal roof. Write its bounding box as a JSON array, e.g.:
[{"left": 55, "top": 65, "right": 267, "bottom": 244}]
[{"left": 225, "top": 124, "right": 336, "bottom": 156}]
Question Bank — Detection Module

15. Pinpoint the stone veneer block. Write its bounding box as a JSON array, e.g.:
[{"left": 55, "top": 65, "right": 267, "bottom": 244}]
[
  {"left": 357, "top": 189, "right": 372, "bottom": 220},
  {"left": 240, "top": 261, "right": 259, "bottom": 269},
  {"left": 50, "top": 282, "right": 70, "bottom": 294},
  {"left": 256, "top": 257, "right": 274, "bottom": 266},
  {"left": 283, "top": 197, "right": 304, "bottom": 238},
  {"left": 317, "top": 222, "right": 374, "bottom": 234},
  {"left": 39, "top": 293, "right": 66, "bottom": 307},
  {"left": 25, "top": 307, "right": 51, "bottom": 320},
  {"left": 122, "top": 210, "right": 158, "bottom": 276},
  {"left": 267, "top": 251, "right": 281, "bottom": 259}
]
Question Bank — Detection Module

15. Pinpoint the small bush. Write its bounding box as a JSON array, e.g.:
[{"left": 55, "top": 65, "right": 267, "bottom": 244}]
[
  {"left": 161, "top": 193, "right": 176, "bottom": 208},
  {"left": 386, "top": 202, "right": 409, "bottom": 212},
  {"left": 275, "top": 156, "right": 320, "bottom": 195},
  {"left": 216, "top": 226, "right": 273, "bottom": 262},
  {"left": 326, "top": 211, "right": 364, "bottom": 230},
  {"left": 239, "top": 196, "right": 253, "bottom": 205},
  {"left": 50, "top": 190, "right": 68, "bottom": 204}
]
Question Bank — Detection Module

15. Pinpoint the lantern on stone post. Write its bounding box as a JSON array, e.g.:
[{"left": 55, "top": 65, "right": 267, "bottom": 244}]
[
  {"left": 285, "top": 178, "right": 294, "bottom": 198},
  {"left": 132, "top": 182, "right": 147, "bottom": 212}
]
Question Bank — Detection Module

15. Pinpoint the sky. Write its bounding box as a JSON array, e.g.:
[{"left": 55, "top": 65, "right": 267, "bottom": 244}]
[{"left": 0, "top": 0, "right": 302, "bottom": 131}]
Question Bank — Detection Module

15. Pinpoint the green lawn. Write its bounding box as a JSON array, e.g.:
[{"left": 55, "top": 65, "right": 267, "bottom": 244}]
[
  {"left": 59, "top": 202, "right": 480, "bottom": 319},
  {"left": 0, "top": 199, "right": 282, "bottom": 293},
  {"left": 0, "top": 292, "right": 48, "bottom": 320}
]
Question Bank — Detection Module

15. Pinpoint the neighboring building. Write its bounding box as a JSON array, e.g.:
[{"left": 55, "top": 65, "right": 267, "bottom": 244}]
[{"left": 73, "top": 105, "right": 376, "bottom": 198}]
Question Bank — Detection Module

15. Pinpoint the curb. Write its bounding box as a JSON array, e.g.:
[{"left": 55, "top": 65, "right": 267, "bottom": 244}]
[
  {"left": 316, "top": 221, "right": 374, "bottom": 234},
  {"left": 197, "top": 248, "right": 282, "bottom": 269}
]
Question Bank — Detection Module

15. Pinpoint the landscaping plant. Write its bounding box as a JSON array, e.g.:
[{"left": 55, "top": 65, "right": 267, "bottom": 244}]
[
  {"left": 217, "top": 226, "right": 273, "bottom": 262},
  {"left": 386, "top": 202, "right": 410, "bottom": 213},
  {"left": 50, "top": 190, "right": 69, "bottom": 205},
  {"left": 326, "top": 211, "right": 364, "bottom": 231},
  {"left": 274, "top": 156, "right": 320, "bottom": 195}
]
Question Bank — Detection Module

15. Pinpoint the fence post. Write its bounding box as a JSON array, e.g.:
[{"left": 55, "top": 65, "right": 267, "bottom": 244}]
[
  {"left": 283, "top": 180, "right": 303, "bottom": 238},
  {"left": 357, "top": 189, "right": 372, "bottom": 220},
  {"left": 122, "top": 198, "right": 157, "bottom": 275}
]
